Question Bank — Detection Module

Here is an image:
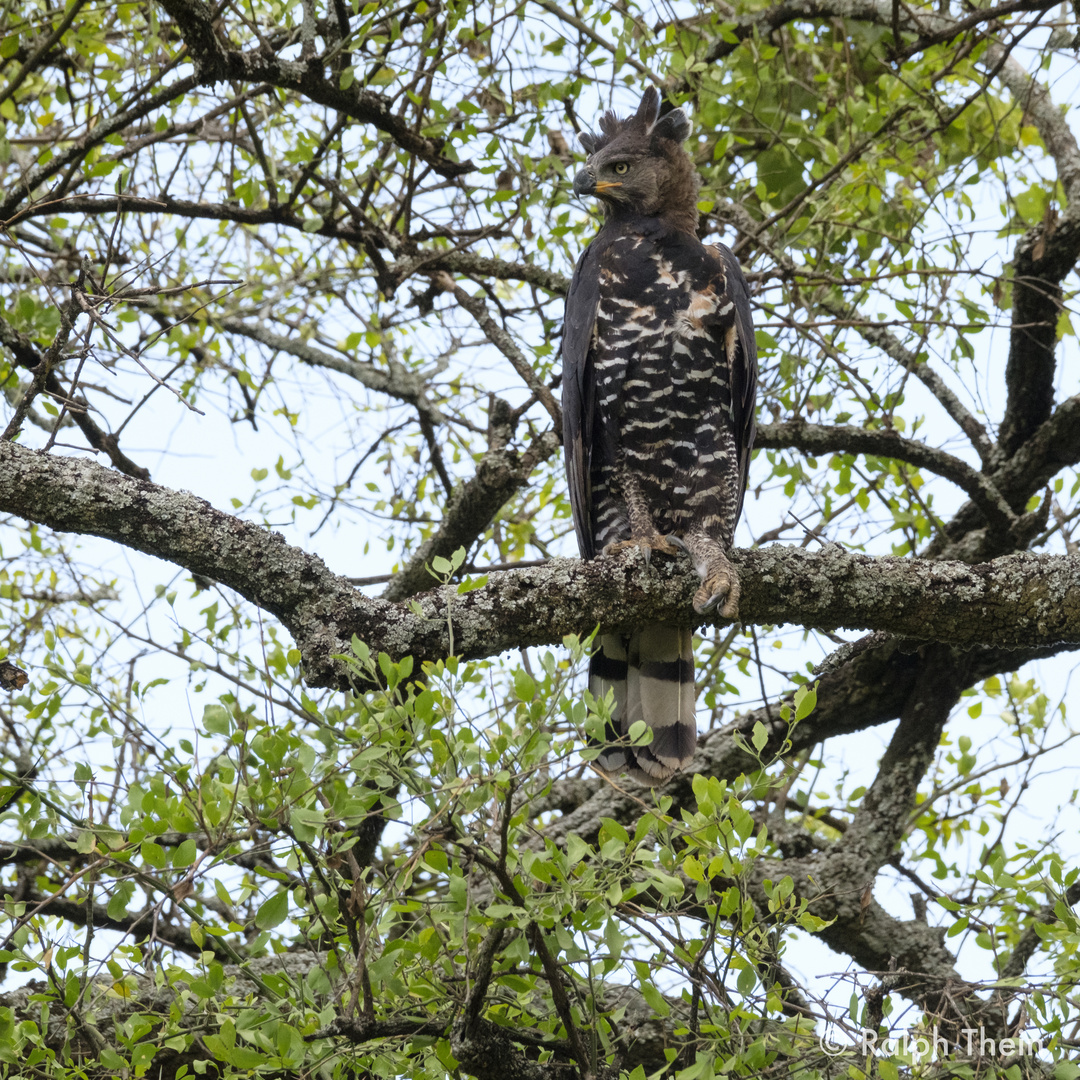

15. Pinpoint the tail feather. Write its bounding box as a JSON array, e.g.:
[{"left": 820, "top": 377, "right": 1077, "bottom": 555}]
[{"left": 590, "top": 625, "right": 696, "bottom": 785}]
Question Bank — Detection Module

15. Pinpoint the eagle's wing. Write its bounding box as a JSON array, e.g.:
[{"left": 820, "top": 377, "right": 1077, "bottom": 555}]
[
  {"left": 562, "top": 241, "right": 602, "bottom": 559},
  {"left": 711, "top": 242, "right": 758, "bottom": 523}
]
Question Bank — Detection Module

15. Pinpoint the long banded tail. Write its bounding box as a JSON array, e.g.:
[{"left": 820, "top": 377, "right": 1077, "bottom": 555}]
[{"left": 590, "top": 624, "right": 696, "bottom": 784}]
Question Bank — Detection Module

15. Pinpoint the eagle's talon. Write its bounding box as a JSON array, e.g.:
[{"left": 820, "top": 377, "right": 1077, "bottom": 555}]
[
  {"left": 693, "top": 563, "right": 740, "bottom": 619},
  {"left": 602, "top": 539, "right": 642, "bottom": 558},
  {"left": 673, "top": 534, "right": 741, "bottom": 618},
  {"left": 603, "top": 535, "right": 682, "bottom": 562},
  {"left": 650, "top": 535, "right": 682, "bottom": 557}
]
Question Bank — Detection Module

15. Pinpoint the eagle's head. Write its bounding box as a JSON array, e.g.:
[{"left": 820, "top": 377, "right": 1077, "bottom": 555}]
[{"left": 572, "top": 87, "right": 700, "bottom": 232}]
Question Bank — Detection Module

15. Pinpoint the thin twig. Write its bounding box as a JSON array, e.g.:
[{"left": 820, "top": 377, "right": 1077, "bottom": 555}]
[
  {"left": 435, "top": 272, "right": 562, "bottom": 428},
  {"left": 3, "top": 274, "right": 83, "bottom": 441}
]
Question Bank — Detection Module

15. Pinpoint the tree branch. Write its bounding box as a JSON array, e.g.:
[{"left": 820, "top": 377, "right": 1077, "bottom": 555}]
[
  {"left": 699, "top": 0, "right": 1058, "bottom": 67},
  {"left": 0, "top": 308, "right": 150, "bottom": 479},
  {"left": 992, "top": 45, "right": 1080, "bottom": 454},
  {"left": 757, "top": 419, "right": 1016, "bottom": 534},
  {"left": 156, "top": 0, "right": 471, "bottom": 178},
  {"left": 4, "top": 444, "right": 1080, "bottom": 689},
  {"left": 713, "top": 198, "right": 998, "bottom": 467},
  {"left": 0, "top": 75, "right": 201, "bottom": 223},
  {"left": 5, "top": 196, "right": 572, "bottom": 299},
  {"left": 701, "top": 0, "right": 1080, "bottom": 469},
  {"left": 926, "top": 393, "right": 1080, "bottom": 560},
  {"left": 216, "top": 317, "right": 447, "bottom": 423},
  {"left": 434, "top": 272, "right": 562, "bottom": 428},
  {"left": 382, "top": 428, "right": 561, "bottom": 602}
]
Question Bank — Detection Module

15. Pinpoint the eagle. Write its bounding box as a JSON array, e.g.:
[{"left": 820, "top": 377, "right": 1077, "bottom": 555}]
[{"left": 562, "top": 87, "right": 757, "bottom": 785}]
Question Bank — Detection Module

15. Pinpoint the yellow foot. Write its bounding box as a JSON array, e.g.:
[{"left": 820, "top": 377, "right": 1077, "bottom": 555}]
[
  {"left": 693, "top": 565, "right": 740, "bottom": 620},
  {"left": 603, "top": 534, "right": 682, "bottom": 563}
]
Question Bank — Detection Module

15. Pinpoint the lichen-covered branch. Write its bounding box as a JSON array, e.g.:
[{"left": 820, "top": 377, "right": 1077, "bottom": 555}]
[{"left": 3, "top": 443, "right": 1080, "bottom": 691}]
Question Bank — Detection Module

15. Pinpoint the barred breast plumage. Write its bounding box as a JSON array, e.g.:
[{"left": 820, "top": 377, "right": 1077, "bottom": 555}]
[{"left": 591, "top": 230, "right": 744, "bottom": 556}]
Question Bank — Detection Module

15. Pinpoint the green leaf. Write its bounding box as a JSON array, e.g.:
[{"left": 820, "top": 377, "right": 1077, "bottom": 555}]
[
  {"left": 639, "top": 979, "right": 670, "bottom": 1016},
  {"left": 173, "top": 838, "right": 197, "bottom": 868},
  {"left": 513, "top": 668, "right": 536, "bottom": 702},
  {"left": 793, "top": 683, "right": 817, "bottom": 721},
  {"left": 214, "top": 877, "right": 233, "bottom": 909},
  {"left": 566, "top": 834, "right": 591, "bottom": 864},
  {"left": 255, "top": 891, "right": 290, "bottom": 930},
  {"left": 457, "top": 573, "right": 488, "bottom": 594},
  {"left": 228, "top": 1046, "right": 267, "bottom": 1068},
  {"left": 202, "top": 704, "right": 231, "bottom": 735},
  {"left": 141, "top": 841, "right": 166, "bottom": 869}
]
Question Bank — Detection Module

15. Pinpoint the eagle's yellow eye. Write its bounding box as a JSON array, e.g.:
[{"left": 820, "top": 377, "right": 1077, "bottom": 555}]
[{"left": 613, "top": 162, "right": 629, "bottom": 175}]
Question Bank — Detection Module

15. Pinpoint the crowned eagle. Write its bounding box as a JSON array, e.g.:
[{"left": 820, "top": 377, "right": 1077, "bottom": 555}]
[{"left": 562, "top": 88, "right": 758, "bottom": 784}]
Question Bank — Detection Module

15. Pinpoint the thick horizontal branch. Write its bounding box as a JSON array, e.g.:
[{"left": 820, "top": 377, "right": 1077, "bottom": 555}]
[{"left": 3, "top": 444, "right": 1080, "bottom": 689}]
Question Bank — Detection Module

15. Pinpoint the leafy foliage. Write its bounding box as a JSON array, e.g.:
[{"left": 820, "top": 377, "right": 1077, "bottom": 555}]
[{"left": 0, "top": 0, "right": 1077, "bottom": 1077}]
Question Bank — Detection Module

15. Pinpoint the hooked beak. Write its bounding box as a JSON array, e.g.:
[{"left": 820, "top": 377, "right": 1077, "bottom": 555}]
[
  {"left": 572, "top": 168, "right": 623, "bottom": 198},
  {"left": 572, "top": 168, "right": 595, "bottom": 197}
]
